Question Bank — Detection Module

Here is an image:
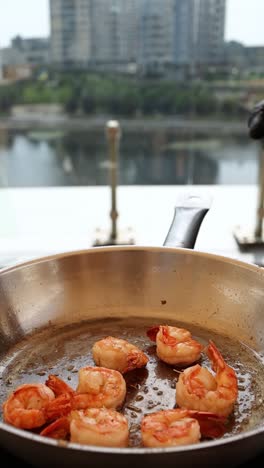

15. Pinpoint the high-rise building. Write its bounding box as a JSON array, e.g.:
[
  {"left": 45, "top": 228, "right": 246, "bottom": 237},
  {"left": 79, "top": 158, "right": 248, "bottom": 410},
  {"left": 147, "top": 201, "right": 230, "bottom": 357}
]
[
  {"left": 49, "top": 0, "right": 226, "bottom": 71},
  {"left": 50, "top": 0, "right": 140, "bottom": 69},
  {"left": 91, "top": 0, "right": 122, "bottom": 64},
  {"left": 139, "top": 0, "right": 226, "bottom": 73},
  {"left": 139, "top": 0, "right": 174, "bottom": 70},
  {"left": 118, "top": 0, "right": 141, "bottom": 64},
  {"left": 50, "top": 0, "right": 93, "bottom": 67},
  {"left": 173, "top": 0, "right": 226, "bottom": 67},
  {"left": 195, "top": 0, "right": 226, "bottom": 64},
  {"left": 173, "top": 0, "right": 196, "bottom": 66},
  {"left": 91, "top": 0, "right": 140, "bottom": 66}
]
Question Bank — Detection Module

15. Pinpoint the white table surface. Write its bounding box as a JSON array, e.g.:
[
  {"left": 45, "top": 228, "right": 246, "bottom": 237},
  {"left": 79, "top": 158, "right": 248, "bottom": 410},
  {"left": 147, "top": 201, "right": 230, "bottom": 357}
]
[{"left": 0, "top": 184, "right": 263, "bottom": 267}]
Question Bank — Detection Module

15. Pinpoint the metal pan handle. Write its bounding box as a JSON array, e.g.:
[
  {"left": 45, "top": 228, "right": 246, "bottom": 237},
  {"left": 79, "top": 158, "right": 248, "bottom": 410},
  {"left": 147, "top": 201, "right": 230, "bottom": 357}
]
[{"left": 163, "top": 194, "right": 212, "bottom": 249}]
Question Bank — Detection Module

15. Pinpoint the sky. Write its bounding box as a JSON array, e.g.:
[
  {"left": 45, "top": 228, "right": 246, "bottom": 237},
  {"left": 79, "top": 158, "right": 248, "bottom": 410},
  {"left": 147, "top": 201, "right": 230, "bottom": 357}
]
[{"left": 0, "top": 0, "right": 264, "bottom": 48}]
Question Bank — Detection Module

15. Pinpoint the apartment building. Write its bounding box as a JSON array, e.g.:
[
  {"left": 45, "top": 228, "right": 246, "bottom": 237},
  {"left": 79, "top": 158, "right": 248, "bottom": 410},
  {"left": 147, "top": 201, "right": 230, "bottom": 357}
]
[
  {"left": 173, "top": 0, "right": 226, "bottom": 67},
  {"left": 50, "top": 0, "right": 93, "bottom": 67},
  {"left": 91, "top": 0, "right": 140, "bottom": 66},
  {"left": 173, "top": 0, "right": 196, "bottom": 66},
  {"left": 139, "top": 0, "right": 174, "bottom": 70},
  {"left": 49, "top": 0, "right": 226, "bottom": 72},
  {"left": 195, "top": 0, "right": 226, "bottom": 64},
  {"left": 50, "top": 0, "right": 140, "bottom": 69}
]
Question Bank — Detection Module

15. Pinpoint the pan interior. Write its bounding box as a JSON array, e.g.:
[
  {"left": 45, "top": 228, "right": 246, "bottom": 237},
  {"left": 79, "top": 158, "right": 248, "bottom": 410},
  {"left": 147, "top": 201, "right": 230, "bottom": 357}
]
[{"left": 0, "top": 316, "right": 264, "bottom": 448}]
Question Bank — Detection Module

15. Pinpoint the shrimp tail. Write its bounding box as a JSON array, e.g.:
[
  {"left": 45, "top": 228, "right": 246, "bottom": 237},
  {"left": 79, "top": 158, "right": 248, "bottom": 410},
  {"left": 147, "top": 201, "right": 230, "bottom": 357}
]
[
  {"left": 146, "top": 326, "right": 160, "bottom": 342},
  {"left": 46, "top": 375, "right": 75, "bottom": 397},
  {"left": 206, "top": 340, "right": 226, "bottom": 372},
  {"left": 124, "top": 351, "right": 149, "bottom": 373},
  {"left": 40, "top": 416, "right": 70, "bottom": 439},
  {"left": 188, "top": 410, "right": 227, "bottom": 439},
  {"left": 198, "top": 418, "right": 227, "bottom": 439},
  {"left": 45, "top": 393, "right": 73, "bottom": 421}
]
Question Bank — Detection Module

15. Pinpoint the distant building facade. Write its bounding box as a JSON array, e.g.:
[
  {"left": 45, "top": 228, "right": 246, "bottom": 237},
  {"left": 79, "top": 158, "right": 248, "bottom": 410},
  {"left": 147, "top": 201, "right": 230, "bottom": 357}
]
[
  {"left": 0, "top": 35, "right": 50, "bottom": 80},
  {"left": 49, "top": 0, "right": 227, "bottom": 73},
  {"left": 195, "top": 0, "right": 226, "bottom": 64},
  {"left": 1, "top": 36, "right": 50, "bottom": 67},
  {"left": 139, "top": 0, "right": 174, "bottom": 72},
  {"left": 91, "top": 0, "right": 140, "bottom": 69},
  {"left": 50, "top": 0, "right": 140, "bottom": 70},
  {"left": 173, "top": 0, "right": 226, "bottom": 69},
  {"left": 173, "top": 0, "right": 196, "bottom": 66},
  {"left": 223, "top": 41, "right": 264, "bottom": 76},
  {"left": 50, "top": 0, "right": 93, "bottom": 67}
]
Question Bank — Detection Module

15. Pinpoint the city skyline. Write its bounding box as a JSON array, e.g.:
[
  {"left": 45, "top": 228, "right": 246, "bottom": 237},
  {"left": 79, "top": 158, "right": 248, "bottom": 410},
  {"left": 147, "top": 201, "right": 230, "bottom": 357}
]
[{"left": 0, "top": 0, "right": 264, "bottom": 48}]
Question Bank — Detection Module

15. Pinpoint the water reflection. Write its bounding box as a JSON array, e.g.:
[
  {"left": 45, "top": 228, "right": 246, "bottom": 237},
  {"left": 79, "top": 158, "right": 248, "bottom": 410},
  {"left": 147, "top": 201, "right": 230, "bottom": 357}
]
[{"left": 0, "top": 128, "right": 260, "bottom": 187}]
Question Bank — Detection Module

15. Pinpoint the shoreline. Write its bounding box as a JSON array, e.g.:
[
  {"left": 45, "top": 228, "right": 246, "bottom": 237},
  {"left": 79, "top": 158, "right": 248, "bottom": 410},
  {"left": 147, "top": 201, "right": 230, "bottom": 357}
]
[{"left": 0, "top": 114, "right": 247, "bottom": 137}]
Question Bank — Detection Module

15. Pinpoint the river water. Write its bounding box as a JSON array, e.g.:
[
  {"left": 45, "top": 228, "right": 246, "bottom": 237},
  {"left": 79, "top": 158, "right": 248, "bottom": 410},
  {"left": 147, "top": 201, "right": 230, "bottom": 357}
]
[{"left": 0, "top": 127, "right": 261, "bottom": 187}]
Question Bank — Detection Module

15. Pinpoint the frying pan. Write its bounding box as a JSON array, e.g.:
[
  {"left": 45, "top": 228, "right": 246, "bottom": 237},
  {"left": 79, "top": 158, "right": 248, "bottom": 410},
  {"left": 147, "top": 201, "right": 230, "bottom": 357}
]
[{"left": 0, "top": 194, "right": 264, "bottom": 468}]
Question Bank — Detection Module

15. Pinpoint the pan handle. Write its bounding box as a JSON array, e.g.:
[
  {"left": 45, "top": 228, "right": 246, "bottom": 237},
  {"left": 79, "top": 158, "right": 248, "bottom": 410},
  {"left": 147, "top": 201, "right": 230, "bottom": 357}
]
[{"left": 163, "top": 194, "right": 211, "bottom": 249}]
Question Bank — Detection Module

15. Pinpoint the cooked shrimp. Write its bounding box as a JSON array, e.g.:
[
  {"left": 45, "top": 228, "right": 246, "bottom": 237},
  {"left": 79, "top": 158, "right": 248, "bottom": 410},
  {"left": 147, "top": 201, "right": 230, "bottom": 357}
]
[
  {"left": 2, "top": 383, "right": 55, "bottom": 429},
  {"left": 141, "top": 408, "right": 226, "bottom": 448},
  {"left": 70, "top": 408, "right": 129, "bottom": 447},
  {"left": 176, "top": 340, "right": 238, "bottom": 417},
  {"left": 44, "top": 375, "right": 76, "bottom": 421},
  {"left": 41, "top": 408, "right": 129, "bottom": 448},
  {"left": 92, "top": 336, "right": 148, "bottom": 373},
  {"left": 147, "top": 325, "right": 203, "bottom": 366},
  {"left": 74, "top": 366, "right": 126, "bottom": 410},
  {"left": 45, "top": 367, "right": 126, "bottom": 420}
]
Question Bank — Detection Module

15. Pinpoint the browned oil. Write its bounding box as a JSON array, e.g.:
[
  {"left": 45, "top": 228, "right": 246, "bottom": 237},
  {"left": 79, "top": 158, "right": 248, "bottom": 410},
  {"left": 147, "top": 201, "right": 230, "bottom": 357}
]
[{"left": 0, "top": 317, "right": 264, "bottom": 448}]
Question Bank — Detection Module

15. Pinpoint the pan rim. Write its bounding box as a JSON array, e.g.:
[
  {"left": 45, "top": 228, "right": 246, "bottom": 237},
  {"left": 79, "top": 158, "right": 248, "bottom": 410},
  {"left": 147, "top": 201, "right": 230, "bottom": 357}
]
[
  {"left": 0, "top": 245, "right": 263, "bottom": 276},
  {"left": 0, "top": 419, "right": 263, "bottom": 454}
]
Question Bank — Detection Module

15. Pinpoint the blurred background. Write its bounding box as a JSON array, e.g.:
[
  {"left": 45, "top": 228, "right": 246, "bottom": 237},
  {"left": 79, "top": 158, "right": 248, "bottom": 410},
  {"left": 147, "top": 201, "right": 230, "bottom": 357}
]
[{"left": 0, "top": 0, "right": 263, "bottom": 188}]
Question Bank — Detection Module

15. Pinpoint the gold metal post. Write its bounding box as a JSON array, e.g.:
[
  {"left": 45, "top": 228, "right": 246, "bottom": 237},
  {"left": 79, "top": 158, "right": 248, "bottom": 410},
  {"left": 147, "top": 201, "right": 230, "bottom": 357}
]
[
  {"left": 93, "top": 120, "right": 135, "bottom": 246},
  {"left": 106, "top": 120, "right": 120, "bottom": 242}
]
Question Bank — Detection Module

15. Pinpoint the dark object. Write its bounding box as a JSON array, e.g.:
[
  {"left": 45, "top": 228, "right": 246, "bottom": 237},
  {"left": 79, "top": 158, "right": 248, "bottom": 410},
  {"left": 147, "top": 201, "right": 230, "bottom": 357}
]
[
  {"left": 233, "top": 226, "right": 264, "bottom": 250},
  {"left": 248, "top": 99, "right": 264, "bottom": 140},
  {"left": 1, "top": 197, "right": 264, "bottom": 468},
  {"left": 234, "top": 100, "right": 264, "bottom": 248}
]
